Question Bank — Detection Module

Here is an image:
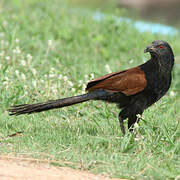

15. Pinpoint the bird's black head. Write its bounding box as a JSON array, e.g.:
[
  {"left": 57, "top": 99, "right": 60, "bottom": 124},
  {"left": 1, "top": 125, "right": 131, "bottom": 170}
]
[
  {"left": 144, "top": 40, "right": 174, "bottom": 72},
  {"left": 144, "top": 40, "right": 174, "bottom": 58}
]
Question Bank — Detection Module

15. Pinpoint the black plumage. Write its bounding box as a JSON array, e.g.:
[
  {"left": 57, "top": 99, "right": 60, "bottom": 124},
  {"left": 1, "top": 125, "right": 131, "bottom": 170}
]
[{"left": 8, "top": 40, "right": 174, "bottom": 135}]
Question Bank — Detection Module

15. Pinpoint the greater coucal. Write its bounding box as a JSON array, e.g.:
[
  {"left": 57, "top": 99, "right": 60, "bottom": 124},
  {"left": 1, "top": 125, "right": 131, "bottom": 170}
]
[{"left": 8, "top": 40, "right": 174, "bottom": 135}]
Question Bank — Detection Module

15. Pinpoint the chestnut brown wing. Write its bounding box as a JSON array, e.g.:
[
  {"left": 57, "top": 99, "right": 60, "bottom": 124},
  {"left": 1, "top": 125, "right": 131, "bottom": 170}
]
[{"left": 86, "top": 67, "right": 147, "bottom": 96}]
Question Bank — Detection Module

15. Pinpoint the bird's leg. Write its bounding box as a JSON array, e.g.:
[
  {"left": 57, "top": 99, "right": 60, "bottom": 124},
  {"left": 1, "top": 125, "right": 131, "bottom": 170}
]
[{"left": 118, "top": 113, "right": 126, "bottom": 135}]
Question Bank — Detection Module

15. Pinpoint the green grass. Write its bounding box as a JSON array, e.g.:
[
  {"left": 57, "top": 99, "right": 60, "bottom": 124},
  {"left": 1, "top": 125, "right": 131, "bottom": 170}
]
[{"left": 0, "top": 0, "right": 180, "bottom": 179}]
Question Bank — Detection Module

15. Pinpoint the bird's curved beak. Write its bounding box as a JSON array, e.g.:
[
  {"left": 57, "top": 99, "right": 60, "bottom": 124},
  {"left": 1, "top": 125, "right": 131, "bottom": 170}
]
[{"left": 144, "top": 45, "right": 155, "bottom": 53}]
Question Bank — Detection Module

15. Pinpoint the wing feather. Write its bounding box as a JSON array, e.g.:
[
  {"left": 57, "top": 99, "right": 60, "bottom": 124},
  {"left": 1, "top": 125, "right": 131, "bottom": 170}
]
[{"left": 86, "top": 67, "right": 147, "bottom": 96}]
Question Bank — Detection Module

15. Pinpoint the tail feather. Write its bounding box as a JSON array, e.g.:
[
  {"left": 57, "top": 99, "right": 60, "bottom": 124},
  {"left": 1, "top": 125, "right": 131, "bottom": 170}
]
[{"left": 8, "top": 90, "right": 111, "bottom": 115}]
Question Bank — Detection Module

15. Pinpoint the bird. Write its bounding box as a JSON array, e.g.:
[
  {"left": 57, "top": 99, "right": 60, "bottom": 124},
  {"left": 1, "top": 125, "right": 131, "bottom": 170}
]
[{"left": 8, "top": 40, "right": 174, "bottom": 135}]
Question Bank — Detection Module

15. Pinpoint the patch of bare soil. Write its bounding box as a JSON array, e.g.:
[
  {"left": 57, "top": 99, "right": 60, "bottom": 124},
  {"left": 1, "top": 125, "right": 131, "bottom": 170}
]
[{"left": 0, "top": 156, "right": 125, "bottom": 180}]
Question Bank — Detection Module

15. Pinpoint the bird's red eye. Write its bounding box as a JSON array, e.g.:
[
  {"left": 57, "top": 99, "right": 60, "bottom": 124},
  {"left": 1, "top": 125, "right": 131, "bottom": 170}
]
[{"left": 159, "top": 45, "right": 164, "bottom": 49}]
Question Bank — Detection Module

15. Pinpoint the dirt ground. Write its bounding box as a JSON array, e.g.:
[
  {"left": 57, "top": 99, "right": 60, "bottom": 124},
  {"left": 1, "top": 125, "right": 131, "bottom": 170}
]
[{"left": 0, "top": 156, "right": 125, "bottom": 180}]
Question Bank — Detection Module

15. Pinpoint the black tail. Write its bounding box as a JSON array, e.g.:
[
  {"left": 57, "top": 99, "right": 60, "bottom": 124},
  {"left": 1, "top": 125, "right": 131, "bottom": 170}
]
[{"left": 8, "top": 90, "right": 111, "bottom": 115}]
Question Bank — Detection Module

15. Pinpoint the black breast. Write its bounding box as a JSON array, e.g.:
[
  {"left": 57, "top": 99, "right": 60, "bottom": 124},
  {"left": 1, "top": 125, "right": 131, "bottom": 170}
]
[{"left": 140, "top": 60, "right": 172, "bottom": 104}]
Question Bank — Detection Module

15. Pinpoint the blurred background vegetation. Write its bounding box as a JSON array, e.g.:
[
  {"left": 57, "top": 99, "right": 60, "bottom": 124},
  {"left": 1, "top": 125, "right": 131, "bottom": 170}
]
[
  {"left": 70, "top": 0, "right": 180, "bottom": 26},
  {"left": 0, "top": 0, "right": 180, "bottom": 179}
]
